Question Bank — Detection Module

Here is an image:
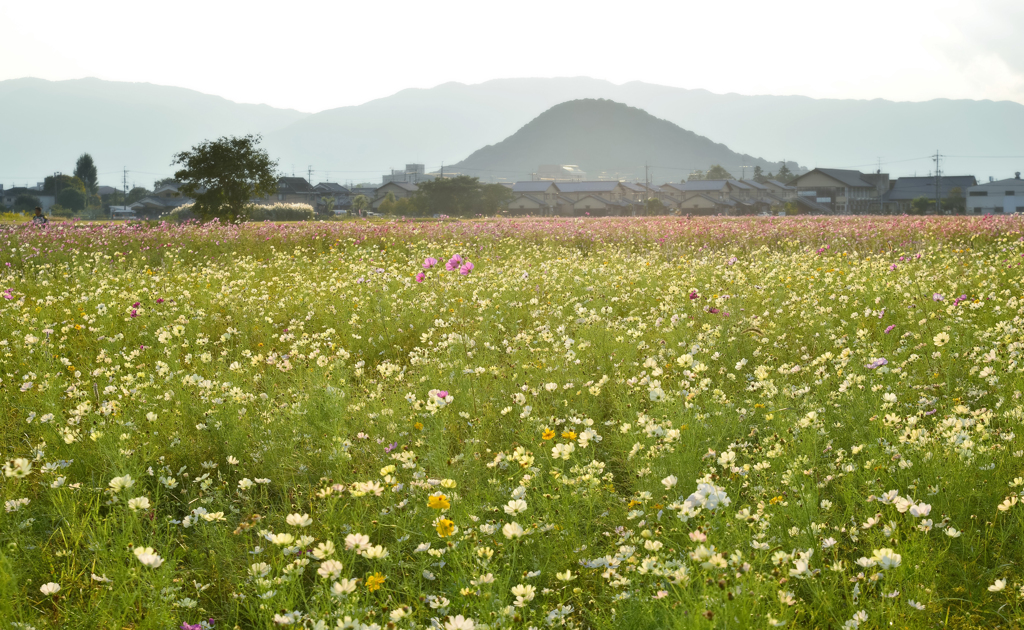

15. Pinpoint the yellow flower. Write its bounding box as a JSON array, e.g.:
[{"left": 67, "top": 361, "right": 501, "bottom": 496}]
[
  {"left": 561, "top": 431, "right": 577, "bottom": 440},
  {"left": 365, "top": 572, "right": 385, "bottom": 592},
  {"left": 414, "top": 422, "right": 424, "bottom": 431},
  {"left": 436, "top": 518, "right": 455, "bottom": 538},
  {"left": 428, "top": 494, "right": 451, "bottom": 511},
  {"left": 541, "top": 428, "right": 555, "bottom": 440}
]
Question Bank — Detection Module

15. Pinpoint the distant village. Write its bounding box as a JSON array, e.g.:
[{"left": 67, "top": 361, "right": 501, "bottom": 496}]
[{"left": 3, "top": 161, "right": 1022, "bottom": 220}]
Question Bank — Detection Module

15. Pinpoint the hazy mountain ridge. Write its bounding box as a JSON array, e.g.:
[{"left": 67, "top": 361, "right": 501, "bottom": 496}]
[
  {"left": 0, "top": 77, "right": 308, "bottom": 184},
  {"left": 453, "top": 98, "right": 791, "bottom": 180},
  {"left": 1, "top": 76, "right": 1022, "bottom": 186}
]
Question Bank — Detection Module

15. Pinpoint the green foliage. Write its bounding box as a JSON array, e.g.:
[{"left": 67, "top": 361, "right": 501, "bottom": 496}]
[
  {"left": 480, "top": 183, "right": 515, "bottom": 216},
  {"left": 12, "top": 193, "right": 40, "bottom": 213},
  {"left": 126, "top": 187, "right": 151, "bottom": 205},
  {"left": 43, "top": 174, "right": 86, "bottom": 196},
  {"left": 50, "top": 204, "right": 75, "bottom": 218},
  {"left": 645, "top": 197, "right": 666, "bottom": 214},
  {"left": 56, "top": 188, "right": 86, "bottom": 212},
  {"left": 705, "top": 164, "right": 734, "bottom": 180},
  {"left": 73, "top": 153, "right": 99, "bottom": 194},
  {"left": 350, "top": 195, "right": 370, "bottom": 215},
  {"left": 415, "top": 175, "right": 498, "bottom": 217},
  {"left": 775, "top": 164, "right": 795, "bottom": 184},
  {"left": 911, "top": 197, "right": 932, "bottom": 215},
  {"left": 153, "top": 178, "right": 180, "bottom": 189},
  {"left": 687, "top": 170, "right": 706, "bottom": 181},
  {"left": 172, "top": 134, "right": 279, "bottom": 222},
  {"left": 392, "top": 197, "right": 418, "bottom": 216},
  {"left": 753, "top": 165, "right": 767, "bottom": 184},
  {"left": 319, "top": 196, "right": 336, "bottom": 216},
  {"left": 944, "top": 187, "right": 966, "bottom": 214}
]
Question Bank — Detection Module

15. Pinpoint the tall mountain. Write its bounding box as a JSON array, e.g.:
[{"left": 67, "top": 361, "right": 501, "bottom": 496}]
[
  {"left": 0, "top": 78, "right": 307, "bottom": 186},
  {"left": 453, "top": 99, "right": 791, "bottom": 181}
]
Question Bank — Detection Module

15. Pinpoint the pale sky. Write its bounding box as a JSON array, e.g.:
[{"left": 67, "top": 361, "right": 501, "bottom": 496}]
[{"left": 1, "top": 0, "right": 1023, "bottom": 112}]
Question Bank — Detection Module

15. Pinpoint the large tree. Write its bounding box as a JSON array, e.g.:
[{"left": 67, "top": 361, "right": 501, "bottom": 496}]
[
  {"left": 753, "top": 166, "right": 768, "bottom": 184},
  {"left": 56, "top": 188, "right": 86, "bottom": 212},
  {"left": 480, "top": 183, "right": 514, "bottom": 215},
  {"left": 172, "top": 134, "right": 278, "bottom": 222},
  {"left": 415, "top": 175, "right": 502, "bottom": 217},
  {"left": 705, "top": 165, "right": 734, "bottom": 180},
  {"left": 775, "top": 164, "right": 795, "bottom": 184},
  {"left": 943, "top": 187, "right": 966, "bottom": 214},
  {"left": 74, "top": 154, "right": 99, "bottom": 194},
  {"left": 13, "top": 194, "right": 41, "bottom": 213},
  {"left": 350, "top": 195, "right": 370, "bottom": 216},
  {"left": 43, "top": 174, "right": 86, "bottom": 196}
]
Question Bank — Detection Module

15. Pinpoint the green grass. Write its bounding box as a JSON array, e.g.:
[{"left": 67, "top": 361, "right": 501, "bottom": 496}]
[{"left": 1, "top": 217, "right": 1023, "bottom": 629}]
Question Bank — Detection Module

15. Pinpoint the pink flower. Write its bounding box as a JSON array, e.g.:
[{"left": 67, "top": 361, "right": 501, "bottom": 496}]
[
  {"left": 445, "top": 255, "right": 463, "bottom": 271},
  {"left": 423, "top": 257, "right": 438, "bottom": 269},
  {"left": 415, "top": 272, "right": 426, "bottom": 283},
  {"left": 688, "top": 291, "right": 699, "bottom": 300},
  {"left": 459, "top": 261, "right": 474, "bottom": 276}
]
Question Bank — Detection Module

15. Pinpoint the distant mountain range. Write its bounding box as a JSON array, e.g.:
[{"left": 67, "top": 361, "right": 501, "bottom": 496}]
[
  {"left": 454, "top": 99, "right": 791, "bottom": 180},
  {"left": 1, "top": 76, "right": 1022, "bottom": 187}
]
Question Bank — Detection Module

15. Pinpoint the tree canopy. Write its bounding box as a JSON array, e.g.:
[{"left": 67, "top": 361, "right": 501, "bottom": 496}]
[
  {"left": 56, "top": 188, "right": 86, "bottom": 212},
  {"left": 12, "top": 194, "right": 41, "bottom": 213},
  {"left": 172, "top": 134, "right": 278, "bottom": 222},
  {"left": 415, "top": 176, "right": 511, "bottom": 217},
  {"left": 74, "top": 154, "right": 99, "bottom": 194},
  {"left": 775, "top": 164, "right": 795, "bottom": 184},
  {"left": 43, "top": 174, "right": 86, "bottom": 196},
  {"left": 705, "top": 165, "right": 734, "bottom": 180}
]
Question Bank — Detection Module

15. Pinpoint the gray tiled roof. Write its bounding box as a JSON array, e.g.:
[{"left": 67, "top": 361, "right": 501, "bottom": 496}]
[
  {"left": 766, "top": 180, "right": 795, "bottom": 190},
  {"left": 557, "top": 181, "right": 622, "bottom": 193},
  {"left": 741, "top": 180, "right": 769, "bottom": 190},
  {"left": 509, "top": 194, "right": 547, "bottom": 206},
  {"left": 799, "top": 169, "right": 874, "bottom": 189},
  {"left": 679, "top": 180, "right": 730, "bottom": 192},
  {"left": 883, "top": 176, "right": 978, "bottom": 201},
  {"left": 621, "top": 182, "right": 646, "bottom": 192},
  {"left": 314, "top": 182, "right": 351, "bottom": 194},
  {"left": 278, "top": 177, "right": 315, "bottom": 193},
  {"left": 378, "top": 182, "right": 418, "bottom": 193},
  {"left": 512, "top": 181, "right": 556, "bottom": 193}
]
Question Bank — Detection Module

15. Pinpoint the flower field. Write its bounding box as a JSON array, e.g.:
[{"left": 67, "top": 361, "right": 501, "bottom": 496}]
[{"left": 3, "top": 215, "right": 1024, "bottom": 629}]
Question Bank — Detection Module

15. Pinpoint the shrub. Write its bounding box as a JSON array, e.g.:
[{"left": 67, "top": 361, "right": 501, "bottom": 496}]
[
  {"left": 167, "top": 202, "right": 314, "bottom": 223},
  {"left": 50, "top": 204, "right": 75, "bottom": 218}
]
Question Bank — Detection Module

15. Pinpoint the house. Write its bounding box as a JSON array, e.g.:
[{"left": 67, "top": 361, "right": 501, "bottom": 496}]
[
  {"left": 1, "top": 186, "right": 56, "bottom": 212},
  {"left": 128, "top": 182, "right": 200, "bottom": 219},
  {"left": 787, "top": 169, "right": 889, "bottom": 213},
  {"left": 110, "top": 206, "right": 137, "bottom": 220},
  {"left": 882, "top": 176, "right": 978, "bottom": 213},
  {"left": 556, "top": 181, "right": 631, "bottom": 203},
  {"left": 382, "top": 164, "right": 433, "bottom": 185},
  {"left": 506, "top": 182, "right": 561, "bottom": 215},
  {"left": 313, "top": 182, "right": 352, "bottom": 213},
  {"left": 271, "top": 177, "right": 317, "bottom": 205},
  {"left": 372, "top": 181, "right": 418, "bottom": 209},
  {"left": 966, "top": 173, "right": 1024, "bottom": 215},
  {"left": 507, "top": 194, "right": 549, "bottom": 215},
  {"left": 764, "top": 179, "right": 797, "bottom": 199},
  {"left": 96, "top": 185, "right": 119, "bottom": 197}
]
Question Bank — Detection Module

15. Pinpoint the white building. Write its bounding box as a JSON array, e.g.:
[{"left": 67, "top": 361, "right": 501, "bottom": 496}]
[{"left": 966, "top": 173, "right": 1024, "bottom": 215}]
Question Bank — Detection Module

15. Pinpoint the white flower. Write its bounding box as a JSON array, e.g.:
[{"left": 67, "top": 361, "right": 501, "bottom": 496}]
[
  {"left": 551, "top": 442, "right": 575, "bottom": 460},
  {"left": 502, "top": 522, "right": 525, "bottom": 539},
  {"left": 511, "top": 583, "right": 536, "bottom": 606},
  {"left": 331, "top": 578, "right": 358, "bottom": 596},
  {"left": 556, "top": 570, "right": 576, "bottom": 581},
  {"left": 108, "top": 474, "right": 134, "bottom": 493},
  {"left": 909, "top": 503, "right": 931, "bottom": 518},
  {"left": 133, "top": 546, "right": 164, "bottom": 568},
  {"left": 344, "top": 533, "right": 370, "bottom": 552},
  {"left": 312, "top": 540, "right": 336, "bottom": 559},
  {"left": 504, "top": 499, "right": 528, "bottom": 515},
  {"left": 988, "top": 579, "right": 1007, "bottom": 592},
  {"left": 933, "top": 332, "right": 950, "bottom": 347},
  {"left": 237, "top": 478, "right": 254, "bottom": 490},
  {"left": 127, "top": 496, "right": 151, "bottom": 512},
  {"left": 361, "top": 544, "right": 389, "bottom": 559},
  {"left": 821, "top": 537, "right": 837, "bottom": 549},
  {"left": 286, "top": 513, "right": 313, "bottom": 528},
  {"left": 39, "top": 582, "right": 61, "bottom": 595},
  {"left": 317, "top": 559, "right": 344, "bottom": 579},
  {"left": 870, "top": 548, "right": 901, "bottom": 570},
  {"left": 249, "top": 562, "right": 271, "bottom": 578},
  {"left": 908, "top": 600, "right": 926, "bottom": 610},
  {"left": 444, "top": 615, "right": 476, "bottom": 630},
  {"left": 270, "top": 533, "right": 295, "bottom": 546},
  {"left": 4, "top": 458, "right": 32, "bottom": 478},
  {"left": 945, "top": 527, "right": 962, "bottom": 538},
  {"left": 661, "top": 475, "right": 678, "bottom": 490}
]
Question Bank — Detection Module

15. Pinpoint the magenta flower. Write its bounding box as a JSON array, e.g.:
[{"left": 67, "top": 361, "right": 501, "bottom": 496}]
[
  {"left": 884, "top": 325, "right": 895, "bottom": 334},
  {"left": 130, "top": 310, "right": 138, "bottom": 318},
  {"left": 445, "top": 255, "right": 463, "bottom": 271},
  {"left": 423, "top": 257, "right": 438, "bottom": 269},
  {"left": 459, "top": 261, "right": 474, "bottom": 276},
  {"left": 932, "top": 293, "right": 944, "bottom": 302},
  {"left": 865, "top": 358, "right": 888, "bottom": 369},
  {"left": 415, "top": 272, "right": 425, "bottom": 283},
  {"left": 688, "top": 291, "right": 699, "bottom": 300},
  {"left": 437, "top": 391, "right": 448, "bottom": 399}
]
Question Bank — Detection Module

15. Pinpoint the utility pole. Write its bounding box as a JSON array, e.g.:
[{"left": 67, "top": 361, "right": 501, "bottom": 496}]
[
  {"left": 122, "top": 168, "right": 129, "bottom": 220},
  {"left": 440, "top": 162, "right": 444, "bottom": 179},
  {"left": 308, "top": 165, "right": 314, "bottom": 185},
  {"left": 933, "top": 150, "right": 942, "bottom": 214}
]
